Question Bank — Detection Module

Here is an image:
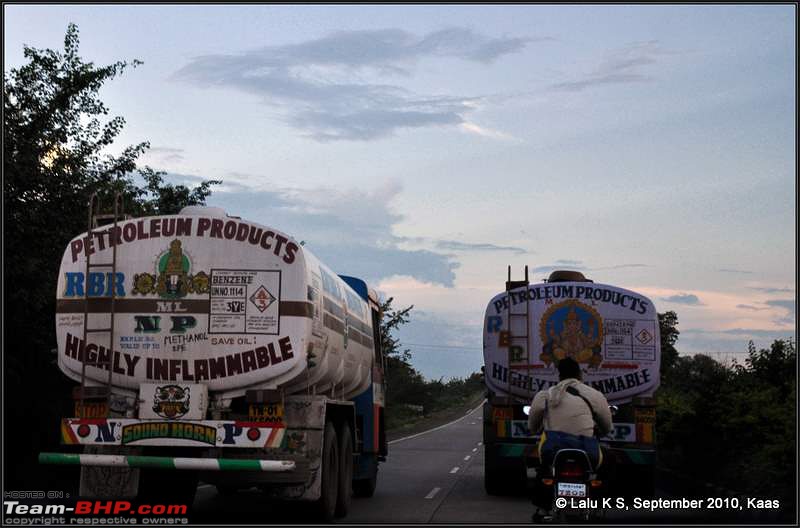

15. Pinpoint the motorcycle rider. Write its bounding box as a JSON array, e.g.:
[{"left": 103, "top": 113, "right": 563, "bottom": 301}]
[{"left": 527, "top": 357, "right": 614, "bottom": 517}]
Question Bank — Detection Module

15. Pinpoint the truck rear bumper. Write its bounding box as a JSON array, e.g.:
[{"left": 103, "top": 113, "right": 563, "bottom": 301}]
[{"left": 38, "top": 452, "right": 296, "bottom": 472}]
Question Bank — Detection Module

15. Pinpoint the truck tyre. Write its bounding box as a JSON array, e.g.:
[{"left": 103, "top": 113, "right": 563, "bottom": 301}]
[
  {"left": 484, "top": 460, "right": 505, "bottom": 495},
  {"left": 215, "top": 484, "right": 237, "bottom": 497},
  {"left": 335, "top": 423, "right": 354, "bottom": 517},
  {"left": 138, "top": 469, "right": 198, "bottom": 506},
  {"left": 315, "top": 421, "right": 339, "bottom": 522},
  {"left": 353, "top": 458, "right": 378, "bottom": 498},
  {"left": 484, "top": 446, "right": 506, "bottom": 495}
]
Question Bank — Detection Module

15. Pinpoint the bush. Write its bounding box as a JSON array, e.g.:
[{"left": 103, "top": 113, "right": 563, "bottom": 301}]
[{"left": 657, "top": 339, "right": 796, "bottom": 517}]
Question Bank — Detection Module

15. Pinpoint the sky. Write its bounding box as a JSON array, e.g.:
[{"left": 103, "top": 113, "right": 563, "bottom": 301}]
[{"left": 4, "top": 4, "right": 796, "bottom": 380}]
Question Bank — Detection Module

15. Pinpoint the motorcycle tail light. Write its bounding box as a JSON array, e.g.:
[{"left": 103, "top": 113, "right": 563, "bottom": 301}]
[
  {"left": 557, "top": 461, "right": 585, "bottom": 478},
  {"left": 590, "top": 480, "right": 603, "bottom": 487}
]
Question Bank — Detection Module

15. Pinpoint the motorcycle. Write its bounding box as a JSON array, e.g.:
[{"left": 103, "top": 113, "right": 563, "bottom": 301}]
[
  {"left": 547, "top": 447, "right": 602, "bottom": 522},
  {"left": 528, "top": 405, "right": 618, "bottom": 523}
]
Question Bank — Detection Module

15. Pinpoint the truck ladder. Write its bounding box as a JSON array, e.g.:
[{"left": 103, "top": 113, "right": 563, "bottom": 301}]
[
  {"left": 78, "top": 192, "right": 126, "bottom": 416},
  {"left": 505, "top": 265, "right": 531, "bottom": 396}
]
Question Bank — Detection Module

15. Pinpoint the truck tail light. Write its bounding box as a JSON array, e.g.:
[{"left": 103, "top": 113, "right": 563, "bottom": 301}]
[{"left": 634, "top": 399, "right": 656, "bottom": 445}]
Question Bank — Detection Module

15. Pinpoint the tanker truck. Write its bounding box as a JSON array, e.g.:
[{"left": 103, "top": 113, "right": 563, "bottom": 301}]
[
  {"left": 482, "top": 268, "right": 659, "bottom": 498},
  {"left": 39, "top": 200, "right": 388, "bottom": 521}
]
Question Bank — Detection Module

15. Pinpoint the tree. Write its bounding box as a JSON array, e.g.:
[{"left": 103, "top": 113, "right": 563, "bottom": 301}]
[
  {"left": 131, "top": 167, "right": 220, "bottom": 216},
  {"left": 3, "top": 23, "right": 219, "bottom": 488},
  {"left": 743, "top": 338, "right": 796, "bottom": 398},
  {"left": 656, "top": 340, "right": 796, "bottom": 520},
  {"left": 658, "top": 311, "right": 680, "bottom": 376},
  {"left": 378, "top": 298, "right": 484, "bottom": 425},
  {"left": 379, "top": 297, "right": 427, "bottom": 409},
  {"left": 380, "top": 297, "right": 414, "bottom": 365}
]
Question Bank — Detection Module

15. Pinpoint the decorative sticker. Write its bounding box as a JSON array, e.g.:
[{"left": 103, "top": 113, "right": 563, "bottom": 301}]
[{"left": 540, "top": 300, "right": 603, "bottom": 367}]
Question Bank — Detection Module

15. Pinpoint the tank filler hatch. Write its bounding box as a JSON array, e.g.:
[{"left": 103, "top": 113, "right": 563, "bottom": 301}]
[{"left": 547, "top": 270, "right": 592, "bottom": 283}]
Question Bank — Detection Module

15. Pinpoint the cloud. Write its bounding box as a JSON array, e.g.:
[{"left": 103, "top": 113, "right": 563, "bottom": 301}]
[
  {"left": 748, "top": 286, "right": 796, "bottom": 294},
  {"left": 459, "top": 122, "right": 520, "bottom": 142},
  {"left": 661, "top": 293, "right": 704, "bottom": 306},
  {"left": 717, "top": 328, "right": 796, "bottom": 338},
  {"left": 764, "top": 299, "right": 796, "bottom": 326},
  {"left": 735, "top": 300, "right": 795, "bottom": 326},
  {"left": 718, "top": 268, "right": 754, "bottom": 274},
  {"left": 143, "top": 147, "right": 185, "bottom": 164},
  {"left": 201, "top": 176, "right": 460, "bottom": 286},
  {"left": 549, "top": 41, "right": 670, "bottom": 92},
  {"left": 531, "top": 261, "right": 650, "bottom": 276},
  {"left": 532, "top": 261, "right": 586, "bottom": 275},
  {"left": 591, "top": 263, "right": 651, "bottom": 271},
  {"left": 765, "top": 299, "right": 796, "bottom": 311},
  {"left": 312, "top": 243, "right": 459, "bottom": 288},
  {"left": 173, "top": 28, "right": 534, "bottom": 141},
  {"left": 435, "top": 240, "right": 527, "bottom": 255},
  {"left": 736, "top": 304, "right": 768, "bottom": 311}
]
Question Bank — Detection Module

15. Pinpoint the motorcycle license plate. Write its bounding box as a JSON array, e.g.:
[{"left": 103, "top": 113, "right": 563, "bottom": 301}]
[{"left": 557, "top": 482, "right": 586, "bottom": 497}]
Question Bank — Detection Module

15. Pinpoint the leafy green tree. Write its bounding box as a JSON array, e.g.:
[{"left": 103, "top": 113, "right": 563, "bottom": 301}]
[{"left": 3, "top": 23, "right": 218, "bottom": 487}]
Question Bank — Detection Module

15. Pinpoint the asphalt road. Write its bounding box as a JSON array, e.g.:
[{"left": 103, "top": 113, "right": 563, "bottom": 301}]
[
  {"left": 188, "top": 404, "right": 763, "bottom": 524},
  {"left": 189, "top": 402, "right": 504, "bottom": 524}
]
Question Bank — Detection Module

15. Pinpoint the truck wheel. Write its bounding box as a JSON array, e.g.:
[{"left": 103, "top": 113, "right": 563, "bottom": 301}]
[
  {"left": 315, "top": 421, "right": 339, "bottom": 522},
  {"left": 335, "top": 423, "right": 353, "bottom": 518},
  {"left": 484, "top": 448, "right": 505, "bottom": 495},
  {"left": 353, "top": 458, "right": 378, "bottom": 498},
  {"left": 215, "top": 484, "right": 237, "bottom": 497},
  {"left": 138, "top": 469, "right": 198, "bottom": 506},
  {"left": 484, "top": 466, "right": 505, "bottom": 495}
]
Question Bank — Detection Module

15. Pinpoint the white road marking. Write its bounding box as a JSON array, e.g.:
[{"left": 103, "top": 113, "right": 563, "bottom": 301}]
[
  {"left": 472, "top": 447, "right": 478, "bottom": 452},
  {"left": 477, "top": 441, "right": 483, "bottom": 446},
  {"left": 469, "top": 421, "right": 476, "bottom": 425},
  {"left": 425, "top": 487, "right": 441, "bottom": 499},
  {"left": 450, "top": 467, "right": 460, "bottom": 474},
  {"left": 463, "top": 455, "right": 471, "bottom": 461},
  {"left": 388, "top": 400, "right": 486, "bottom": 445}
]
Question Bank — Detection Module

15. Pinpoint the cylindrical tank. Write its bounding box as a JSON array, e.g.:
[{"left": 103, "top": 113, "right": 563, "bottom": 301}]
[
  {"left": 483, "top": 278, "right": 661, "bottom": 404},
  {"left": 55, "top": 207, "right": 375, "bottom": 401}
]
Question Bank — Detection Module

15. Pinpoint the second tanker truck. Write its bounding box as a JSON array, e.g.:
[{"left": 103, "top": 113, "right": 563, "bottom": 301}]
[
  {"left": 40, "top": 200, "right": 387, "bottom": 521},
  {"left": 482, "top": 268, "right": 660, "bottom": 499}
]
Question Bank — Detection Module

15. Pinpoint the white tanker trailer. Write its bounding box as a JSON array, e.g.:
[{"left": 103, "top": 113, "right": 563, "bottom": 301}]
[{"left": 40, "top": 204, "right": 388, "bottom": 520}]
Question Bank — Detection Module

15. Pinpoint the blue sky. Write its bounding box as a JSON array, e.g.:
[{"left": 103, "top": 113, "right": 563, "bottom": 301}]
[{"left": 5, "top": 5, "right": 796, "bottom": 379}]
